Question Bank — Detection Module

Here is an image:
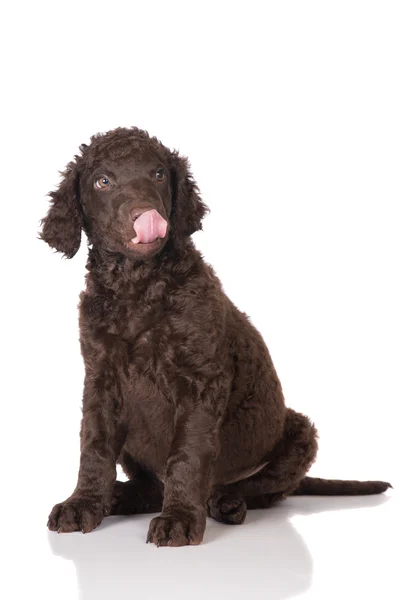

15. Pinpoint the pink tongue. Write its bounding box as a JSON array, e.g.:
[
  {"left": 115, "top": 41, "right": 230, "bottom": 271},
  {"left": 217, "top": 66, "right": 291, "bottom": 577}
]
[{"left": 132, "top": 209, "right": 168, "bottom": 244}]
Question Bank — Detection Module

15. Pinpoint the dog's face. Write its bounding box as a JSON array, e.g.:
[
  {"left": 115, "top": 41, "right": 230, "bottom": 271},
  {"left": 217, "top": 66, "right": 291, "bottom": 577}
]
[
  {"left": 40, "top": 128, "right": 208, "bottom": 260},
  {"left": 81, "top": 143, "right": 173, "bottom": 260}
]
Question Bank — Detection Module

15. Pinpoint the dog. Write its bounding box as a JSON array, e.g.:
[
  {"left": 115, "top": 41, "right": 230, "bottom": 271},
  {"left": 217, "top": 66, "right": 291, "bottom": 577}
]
[{"left": 40, "top": 127, "right": 391, "bottom": 546}]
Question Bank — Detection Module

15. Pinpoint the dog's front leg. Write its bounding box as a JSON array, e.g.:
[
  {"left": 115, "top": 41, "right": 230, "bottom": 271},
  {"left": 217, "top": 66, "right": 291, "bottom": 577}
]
[
  {"left": 48, "top": 373, "right": 125, "bottom": 533},
  {"left": 147, "top": 403, "right": 221, "bottom": 547}
]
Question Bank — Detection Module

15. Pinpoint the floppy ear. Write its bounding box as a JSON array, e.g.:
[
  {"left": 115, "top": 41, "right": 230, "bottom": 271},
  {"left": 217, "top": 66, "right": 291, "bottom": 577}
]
[
  {"left": 170, "top": 152, "right": 208, "bottom": 238},
  {"left": 39, "top": 161, "right": 82, "bottom": 258}
]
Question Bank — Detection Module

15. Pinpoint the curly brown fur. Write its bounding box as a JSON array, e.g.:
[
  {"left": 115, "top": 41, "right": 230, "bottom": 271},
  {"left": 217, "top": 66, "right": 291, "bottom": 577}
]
[{"left": 41, "top": 127, "right": 391, "bottom": 545}]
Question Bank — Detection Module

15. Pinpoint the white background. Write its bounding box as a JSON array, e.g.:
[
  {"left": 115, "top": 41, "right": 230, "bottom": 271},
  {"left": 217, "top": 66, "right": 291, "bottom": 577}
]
[{"left": 1, "top": 1, "right": 399, "bottom": 599}]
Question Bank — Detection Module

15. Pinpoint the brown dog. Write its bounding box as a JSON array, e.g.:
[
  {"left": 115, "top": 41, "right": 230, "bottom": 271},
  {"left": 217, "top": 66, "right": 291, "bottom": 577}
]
[{"left": 40, "top": 127, "right": 391, "bottom": 546}]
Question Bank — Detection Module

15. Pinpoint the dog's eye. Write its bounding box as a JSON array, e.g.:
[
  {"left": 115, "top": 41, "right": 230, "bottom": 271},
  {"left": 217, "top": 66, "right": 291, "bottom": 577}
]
[
  {"left": 155, "top": 169, "right": 166, "bottom": 183},
  {"left": 94, "top": 177, "right": 111, "bottom": 190}
]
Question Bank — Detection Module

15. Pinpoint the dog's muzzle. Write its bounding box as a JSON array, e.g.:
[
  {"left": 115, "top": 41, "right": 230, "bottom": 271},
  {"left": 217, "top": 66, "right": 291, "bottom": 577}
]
[{"left": 129, "top": 208, "right": 168, "bottom": 245}]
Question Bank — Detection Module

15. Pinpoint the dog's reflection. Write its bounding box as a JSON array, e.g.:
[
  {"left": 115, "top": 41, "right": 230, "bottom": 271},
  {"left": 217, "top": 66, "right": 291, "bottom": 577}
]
[{"left": 48, "top": 494, "right": 389, "bottom": 600}]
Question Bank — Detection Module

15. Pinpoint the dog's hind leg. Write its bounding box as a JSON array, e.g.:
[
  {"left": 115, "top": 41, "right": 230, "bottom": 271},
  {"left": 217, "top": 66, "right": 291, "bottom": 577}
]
[
  {"left": 208, "top": 409, "right": 318, "bottom": 524},
  {"left": 234, "top": 408, "right": 318, "bottom": 497},
  {"left": 109, "top": 471, "right": 163, "bottom": 515}
]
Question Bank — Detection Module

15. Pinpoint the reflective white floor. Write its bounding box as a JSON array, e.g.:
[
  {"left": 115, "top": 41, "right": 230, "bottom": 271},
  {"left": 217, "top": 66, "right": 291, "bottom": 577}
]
[{"left": 7, "top": 492, "right": 398, "bottom": 599}]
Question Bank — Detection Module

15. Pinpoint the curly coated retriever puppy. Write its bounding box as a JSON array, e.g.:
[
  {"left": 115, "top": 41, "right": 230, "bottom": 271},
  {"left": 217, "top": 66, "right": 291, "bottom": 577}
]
[{"left": 40, "top": 127, "right": 391, "bottom": 546}]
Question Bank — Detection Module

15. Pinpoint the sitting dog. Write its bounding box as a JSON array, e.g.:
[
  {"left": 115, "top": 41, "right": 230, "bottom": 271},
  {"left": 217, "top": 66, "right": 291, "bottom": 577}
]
[{"left": 41, "top": 127, "right": 391, "bottom": 546}]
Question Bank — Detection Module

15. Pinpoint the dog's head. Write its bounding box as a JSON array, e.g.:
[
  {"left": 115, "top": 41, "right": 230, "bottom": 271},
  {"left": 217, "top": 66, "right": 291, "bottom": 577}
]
[{"left": 40, "top": 127, "right": 208, "bottom": 259}]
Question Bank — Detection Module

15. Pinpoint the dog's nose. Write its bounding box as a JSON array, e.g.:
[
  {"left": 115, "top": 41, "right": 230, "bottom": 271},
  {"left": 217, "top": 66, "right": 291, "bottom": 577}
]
[{"left": 129, "top": 206, "right": 153, "bottom": 221}]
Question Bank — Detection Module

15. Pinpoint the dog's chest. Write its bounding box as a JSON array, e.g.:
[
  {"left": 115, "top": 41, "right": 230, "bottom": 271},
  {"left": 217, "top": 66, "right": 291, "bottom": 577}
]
[
  {"left": 81, "top": 288, "right": 196, "bottom": 474},
  {"left": 100, "top": 310, "right": 178, "bottom": 474},
  {"left": 121, "top": 371, "right": 176, "bottom": 476}
]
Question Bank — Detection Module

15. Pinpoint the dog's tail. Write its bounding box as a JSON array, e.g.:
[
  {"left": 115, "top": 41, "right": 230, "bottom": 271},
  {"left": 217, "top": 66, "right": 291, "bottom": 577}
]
[{"left": 292, "top": 476, "right": 392, "bottom": 496}]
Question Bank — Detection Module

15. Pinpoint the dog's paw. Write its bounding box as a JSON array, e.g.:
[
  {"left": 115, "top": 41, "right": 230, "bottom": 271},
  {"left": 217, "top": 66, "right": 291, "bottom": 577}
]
[
  {"left": 207, "top": 491, "right": 247, "bottom": 524},
  {"left": 146, "top": 511, "right": 206, "bottom": 547},
  {"left": 47, "top": 496, "right": 105, "bottom": 534}
]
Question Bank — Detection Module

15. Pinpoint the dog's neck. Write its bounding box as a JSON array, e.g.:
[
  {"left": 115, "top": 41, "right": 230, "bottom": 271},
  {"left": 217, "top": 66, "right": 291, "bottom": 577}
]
[{"left": 85, "top": 237, "right": 203, "bottom": 296}]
